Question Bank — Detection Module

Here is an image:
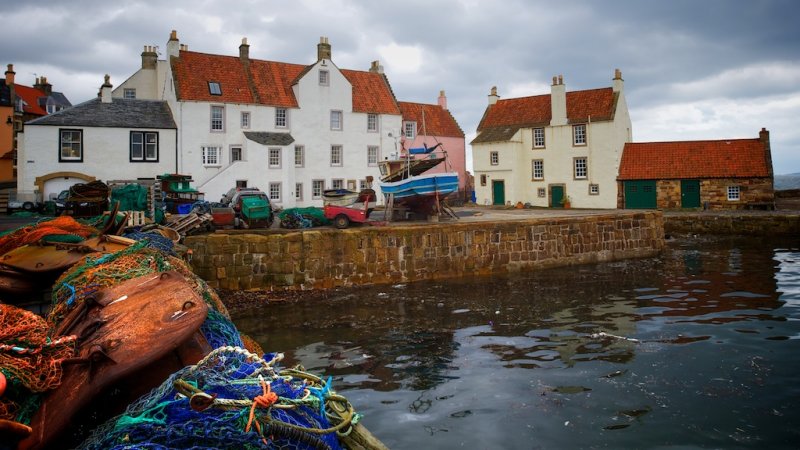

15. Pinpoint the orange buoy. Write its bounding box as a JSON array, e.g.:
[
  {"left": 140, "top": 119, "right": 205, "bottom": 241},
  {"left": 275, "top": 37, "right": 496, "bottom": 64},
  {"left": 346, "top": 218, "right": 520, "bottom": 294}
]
[{"left": 0, "top": 371, "right": 6, "bottom": 396}]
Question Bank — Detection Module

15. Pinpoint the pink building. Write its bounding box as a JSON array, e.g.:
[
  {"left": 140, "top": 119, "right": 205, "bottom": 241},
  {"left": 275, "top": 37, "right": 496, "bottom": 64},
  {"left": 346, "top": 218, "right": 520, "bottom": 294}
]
[{"left": 398, "top": 91, "right": 467, "bottom": 201}]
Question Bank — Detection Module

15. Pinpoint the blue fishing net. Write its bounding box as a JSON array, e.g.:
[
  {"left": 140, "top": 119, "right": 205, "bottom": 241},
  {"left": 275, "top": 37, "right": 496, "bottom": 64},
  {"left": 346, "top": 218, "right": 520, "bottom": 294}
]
[
  {"left": 78, "top": 347, "right": 351, "bottom": 450},
  {"left": 123, "top": 231, "right": 176, "bottom": 256}
]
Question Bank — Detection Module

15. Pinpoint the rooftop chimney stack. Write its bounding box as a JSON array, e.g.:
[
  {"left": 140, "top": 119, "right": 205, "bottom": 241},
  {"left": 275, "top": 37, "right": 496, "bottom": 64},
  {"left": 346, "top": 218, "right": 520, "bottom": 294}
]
[
  {"left": 141, "top": 45, "right": 158, "bottom": 69},
  {"left": 369, "top": 60, "right": 384, "bottom": 74},
  {"left": 34, "top": 76, "right": 52, "bottom": 96},
  {"left": 317, "top": 36, "right": 331, "bottom": 61},
  {"left": 100, "top": 74, "right": 113, "bottom": 103},
  {"left": 760, "top": 127, "right": 774, "bottom": 177},
  {"left": 488, "top": 86, "right": 499, "bottom": 105},
  {"left": 438, "top": 90, "right": 448, "bottom": 110},
  {"left": 239, "top": 37, "right": 250, "bottom": 61},
  {"left": 167, "top": 29, "right": 180, "bottom": 58},
  {"left": 4, "top": 64, "right": 14, "bottom": 86},
  {"left": 550, "top": 74, "right": 567, "bottom": 126},
  {"left": 613, "top": 68, "right": 624, "bottom": 92}
]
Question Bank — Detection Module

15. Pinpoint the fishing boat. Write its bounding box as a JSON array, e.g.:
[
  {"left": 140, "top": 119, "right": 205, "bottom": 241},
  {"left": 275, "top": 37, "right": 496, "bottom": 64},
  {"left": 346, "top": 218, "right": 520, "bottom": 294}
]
[
  {"left": 379, "top": 142, "right": 459, "bottom": 214},
  {"left": 322, "top": 188, "right": 361, "bottom": 206}
]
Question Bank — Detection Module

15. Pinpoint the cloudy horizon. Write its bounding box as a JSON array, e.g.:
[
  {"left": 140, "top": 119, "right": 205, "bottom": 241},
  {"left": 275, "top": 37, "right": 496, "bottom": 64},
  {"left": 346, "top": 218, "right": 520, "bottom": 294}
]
[{"left": 3, "top": 0, "right": 799, "bottom": 174}]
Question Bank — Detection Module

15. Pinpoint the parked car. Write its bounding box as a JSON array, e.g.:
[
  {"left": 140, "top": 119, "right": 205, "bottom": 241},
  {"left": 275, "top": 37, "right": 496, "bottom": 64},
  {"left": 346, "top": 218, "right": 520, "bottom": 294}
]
[{"left": 220, "top": 187, "right": 274, "bottom": 228}]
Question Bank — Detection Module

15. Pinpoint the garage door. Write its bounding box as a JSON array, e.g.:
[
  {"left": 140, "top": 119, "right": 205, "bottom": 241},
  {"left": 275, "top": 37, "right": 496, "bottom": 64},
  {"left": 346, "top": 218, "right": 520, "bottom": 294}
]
[{"left": 624, "top": 180, "right": 657, "bottom": 209}]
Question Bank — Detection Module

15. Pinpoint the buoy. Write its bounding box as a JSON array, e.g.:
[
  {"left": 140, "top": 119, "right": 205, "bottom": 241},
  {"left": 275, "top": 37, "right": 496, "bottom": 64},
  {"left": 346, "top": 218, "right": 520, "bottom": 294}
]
[{"left": 0, "top": 371, "right": 6, "bottom": 396}]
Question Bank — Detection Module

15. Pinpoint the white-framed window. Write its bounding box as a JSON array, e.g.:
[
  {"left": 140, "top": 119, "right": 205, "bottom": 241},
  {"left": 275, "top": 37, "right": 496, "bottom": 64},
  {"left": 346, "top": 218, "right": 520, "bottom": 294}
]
[
  {"left": 332, "top": 179, "right": 344, "bottom": 190},
  {"left": 330, "top": 110, "right": 343, "bottom": 130},
  {"left": 241, "top": 112, "right": 250, "bottom": 129},
  {"left": 60, "top": 129, "right": 83, "bottom": 162},
  {"left": 367, "top": 113, "right": 378, "bottom": 132},
  {"left": 275, "top": 108, "right": 287, "bottom": 128},
  {"left": 574, "top": 157, "right": 587, "bottom": 179},
  {"left": 202, "top": 146, "right": 220, "bottom": 166},
  {"left": 208, "top": 81, "right": 222, "bottom": 95},
  {"left": 368, "top": 146, "right": 379, "bottom": 166},
  {"left": 269, "top": 148, "right": 281, "bottom": 168},
  {"left": 123, "top": 88, "right": 136, "bottom": 99},
  {"left": 589, "top": 184, "right": 599, "bottom": 195},
  {"left": 490, "top": 151, "right": 499, "bottom": 165},
  {"left": 537, "top": 188, "right": 546, "bottom": 198},
  {"left": 727, "top": 185, "right": 741, "bottom": 201},
  {"left": 295, "top": 183, "right": 303, "bottom": 201},
  {"left": 330, "top": 145, "right": 343, "bottom": 166},
  {"left": 294, "top": 145, "right": 304, "bottom": 167},
  {"left": 312, "top": 179, "right": 325, "bottom": 199},
  {"left": 359, "top": 179, "right": 369, "bottom": 190},
  {"left": 573, "top": 124, "right": 587, "bottom": 146},
  {"left": 130, "top": 131, "right": 158, "bottom": 162},
  {"left": 211, "top": 105, "right": 224, "bottom": 131},
  {"left": 230, "top": 146, "right": 242, "bottom": 162},
  {"left": 533, "top": 127, "right": 545, "bottom": 148},
  {"left": 269, "top": 182, "right": 281, "bottom": 202},
  {"left": 403, "top": 121, "right": 416, "bottom": 139},
  {"left": 319, "top": 70, "right": 329, "bottom": 86},
  {"left": 532, "top": 159, "right": 544, "bottom": 180}
]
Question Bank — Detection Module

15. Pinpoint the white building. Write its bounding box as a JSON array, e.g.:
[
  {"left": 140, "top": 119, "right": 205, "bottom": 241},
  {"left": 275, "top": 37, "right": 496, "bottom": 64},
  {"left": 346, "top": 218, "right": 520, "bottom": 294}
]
[
  {"left": 471, "top": 70, "right": 632, "bottom": 209},
  {"left": 114, "top": 31, "right": 403, "bottom": 207},
  {"left": 17, "top": 76, "right": 177, "bottom": 200}
]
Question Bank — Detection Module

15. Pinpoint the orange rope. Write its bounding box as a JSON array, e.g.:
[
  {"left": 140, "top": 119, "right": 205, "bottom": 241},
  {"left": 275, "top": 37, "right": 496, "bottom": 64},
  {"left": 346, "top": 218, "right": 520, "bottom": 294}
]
[
  {"left": 245, "top": 377, "right": 279, "bottom": 445},
  {"left": 0, "top": 216, "right": 98, "bottom": 256}
]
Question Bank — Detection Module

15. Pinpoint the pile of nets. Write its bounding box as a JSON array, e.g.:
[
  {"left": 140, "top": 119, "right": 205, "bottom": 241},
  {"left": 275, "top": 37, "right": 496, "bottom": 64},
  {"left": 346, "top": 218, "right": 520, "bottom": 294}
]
[
  {"left": 0, "top": 305, "right": 76, "bottom": 423},
  {"left": 279, "top": 208, "right": 330, "bottom": 229},
  {"left": 80, "top": 346, "right": 355, "bottom": 450},
  {"left": 0, "top": 216, "right": 98, "bottom": 255},
  {"left": 122, "top": 230, "right": 176, "bottom": 256}
]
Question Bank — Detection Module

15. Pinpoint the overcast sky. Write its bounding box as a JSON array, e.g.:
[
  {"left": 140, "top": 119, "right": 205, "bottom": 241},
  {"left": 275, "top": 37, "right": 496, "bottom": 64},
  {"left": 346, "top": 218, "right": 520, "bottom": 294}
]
[{"left": 3, "top": 0, "right": 799, "bottom": 174}]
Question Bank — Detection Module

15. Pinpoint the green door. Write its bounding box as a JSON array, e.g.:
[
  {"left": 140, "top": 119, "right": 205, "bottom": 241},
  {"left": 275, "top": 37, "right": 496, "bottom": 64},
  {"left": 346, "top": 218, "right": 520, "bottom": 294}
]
[
  {"left": 680, "top": 180, "right": 701, "bottom": 208},
  {"left": 551, "top": 185, "right": 564, "bottom": 208},
  {"left": 492, "top": 180, "right": 505, "bottom": 205},
  {"left": 624, "top": 180, "right": 657, "bottom": 209}
]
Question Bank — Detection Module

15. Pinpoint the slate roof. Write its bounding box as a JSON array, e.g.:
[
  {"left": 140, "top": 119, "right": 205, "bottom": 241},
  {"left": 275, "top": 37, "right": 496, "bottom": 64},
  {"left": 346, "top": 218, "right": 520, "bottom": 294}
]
[
  {"left": 618, "top": 138, "right": 771, "bottom": 180},
  {"left": 243, "top": 131, "right": 295, "bottom": 146},
  {"left": 27, "top": 98, "right": 177, "bottom": 129},
  {"left": 172, "top": 51, "right": 401, "bottom": 114},
  {"left": 472, "top": 87, "right": 617, "bottom": 144},
  {"left": 397, "top": 101, "right": 464, "bottom": 138}
]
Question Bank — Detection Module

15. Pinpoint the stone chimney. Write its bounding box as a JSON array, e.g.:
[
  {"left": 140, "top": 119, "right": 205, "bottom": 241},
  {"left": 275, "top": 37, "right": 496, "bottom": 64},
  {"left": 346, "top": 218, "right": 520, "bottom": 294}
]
[
  {"left": 167, "top": 29, "right": 180, "bottom": 58},
  {"left": 550, "top": 74, "right": 567, "bottom": 127},
  {"left": 760, "top": 127, "right": 774, "bottom": 176},
  {"left": 141, "top": 45, "right": 158, "bottom": 69},
  {"left": 488, "top": 86, "right": 499, "bottom": 105},
  {"left": 612, "top": 68, "right": 624, "bottom": 92},
  {"left": 317, "top": 36, "right": 331, "bottom": 61},
  {"left": 369, "top": 60, "right": 384, "bottom": 74},
  {"left": 438, "top": 90, "right": 448, "bottom": 110},
  {"left": 239, "top": 37, "right": 250, "bottom": 61},
  {"left": 34, "top": 76, "right": 53, "bottom": 96},
  {"left": 4, "top": 64, "right": 15, "bottom": 86},
  {"left": 100, "top": 74, "right": 113, "bottom": 103}
]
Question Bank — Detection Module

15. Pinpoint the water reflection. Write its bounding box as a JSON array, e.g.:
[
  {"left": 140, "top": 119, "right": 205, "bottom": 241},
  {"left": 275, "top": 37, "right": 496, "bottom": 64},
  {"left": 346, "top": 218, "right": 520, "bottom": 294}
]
[{"left": 233, "top": 235, "right": 800, "bottom": 449}]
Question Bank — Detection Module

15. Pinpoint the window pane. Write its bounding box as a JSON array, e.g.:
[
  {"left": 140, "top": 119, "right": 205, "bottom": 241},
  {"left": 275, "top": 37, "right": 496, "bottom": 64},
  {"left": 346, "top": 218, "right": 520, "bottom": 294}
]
[
  {"left": 209, "top": 82, "right": 221, "bottom": 95},
  {"left": 368, "top": 146, "right": 378, "bottom": 165},
  {"left": 131, "top": 132, "right": 143, "bottom": 160},
  {"left": 367, "top": 114, "right": 378, "bottom": 131},
  {"left": 294, "top": 145, "right": 304, "bottom": 167},
  {"left": 241, "top": 112, "right": 250, "bottom": 128},
  {"left": 319, "top": 70, "right": 329, "bottom": 85},
  {"left": 276, "top": 108, "right": 287, "bottom": 128},
  {"left": 211, "top": 106, "right": 224, "bottom": 131},
  {"left": 331, "top": 145, "right": 342, "bottom": 166},
  {"left": 145, "top": 132, "right": 157, "bottom": 160},
  {"left": 269, "top": 148, "right": 281, "bottom": 167},
  {"left": 295, "top": 183, "right": 303, "bottom": 200},
  {"left": 331, "top": 111, "right": 342, "bottom": 130}
]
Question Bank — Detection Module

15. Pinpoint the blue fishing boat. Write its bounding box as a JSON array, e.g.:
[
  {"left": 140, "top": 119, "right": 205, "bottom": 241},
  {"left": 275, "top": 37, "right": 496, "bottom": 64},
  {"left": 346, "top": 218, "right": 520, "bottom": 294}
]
[{"left": 379, "top": 142, "right": 459, "bottom": 213}]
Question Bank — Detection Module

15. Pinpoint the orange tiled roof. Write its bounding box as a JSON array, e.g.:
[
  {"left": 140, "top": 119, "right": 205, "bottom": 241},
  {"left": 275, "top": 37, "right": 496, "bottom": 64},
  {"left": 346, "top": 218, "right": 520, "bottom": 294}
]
[
  {"left": 172, "top": 51, "right": 400, "bottom": 113},
  {"left": 477, "top": 87, "right": 616, "bottom": 130},
  {"left": 14, "top": 84, "right": 47, "bottom": 116},
  {"left": 397, "top": 101, "right": 464, "bottom": 138},
  {"left": 619, "top": 138, "right": 771, "bottom": 180}
]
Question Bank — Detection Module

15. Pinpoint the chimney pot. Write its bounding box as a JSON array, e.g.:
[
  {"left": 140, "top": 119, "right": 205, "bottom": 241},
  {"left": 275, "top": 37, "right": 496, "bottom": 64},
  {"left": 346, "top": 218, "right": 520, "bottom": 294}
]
[
  {"left": 170, "top": 30, "right": 178, "bottom": 41},
  {"left": 101, "top": 74, "right": 113, "bottom": 103},
  {"left": 239, "top": 37, "right": 250, "bottom": 61},
  {"left": 317, "top": 36, "right": 332, "bottom": 61},
  {"left": 558, "top": 74, "right": 563, "bottom": 85},
  {"left": 438, "top": 90, "right": 448, "bottom": 110}
]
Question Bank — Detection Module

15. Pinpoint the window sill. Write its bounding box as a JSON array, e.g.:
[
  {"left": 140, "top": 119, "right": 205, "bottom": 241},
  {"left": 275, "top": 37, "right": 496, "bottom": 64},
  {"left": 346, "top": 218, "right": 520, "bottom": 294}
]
[{"left": 203, "top": 164, "right": 221, "bottom": 168}]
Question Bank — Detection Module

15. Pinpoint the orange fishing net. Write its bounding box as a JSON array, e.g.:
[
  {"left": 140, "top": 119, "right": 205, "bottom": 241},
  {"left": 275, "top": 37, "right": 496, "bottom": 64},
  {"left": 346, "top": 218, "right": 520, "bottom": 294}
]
[
  {"left": 0, "top": 304, "right": 76, "bottom": 420},
  {"left": 0, "top": 216, "right": 98, "bottom": 256}
]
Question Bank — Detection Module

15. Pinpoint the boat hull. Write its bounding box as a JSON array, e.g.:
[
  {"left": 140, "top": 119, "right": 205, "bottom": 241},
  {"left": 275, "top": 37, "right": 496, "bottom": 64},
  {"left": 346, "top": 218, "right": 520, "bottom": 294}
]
[{"left": 379, "top": 172, "right": 459, "bottom": 200}]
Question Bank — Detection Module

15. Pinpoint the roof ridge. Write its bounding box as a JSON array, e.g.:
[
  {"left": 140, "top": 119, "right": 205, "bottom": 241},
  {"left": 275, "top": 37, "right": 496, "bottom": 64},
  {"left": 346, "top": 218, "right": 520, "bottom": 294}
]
[{"left": 627, "top": 137, "right": 761, "bottom": 145}]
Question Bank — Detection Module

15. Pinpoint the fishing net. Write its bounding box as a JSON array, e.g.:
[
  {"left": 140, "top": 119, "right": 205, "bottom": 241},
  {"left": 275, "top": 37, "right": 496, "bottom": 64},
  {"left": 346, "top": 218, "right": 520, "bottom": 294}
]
[
  {"left": 279, "top": 208, "right": 330, "bottom": 229},
  {"left": 79, "top": 346, "right": 356, "bottom": 450},
  {"left": 123, "top": 231, "right": 176, "bottom": 256},
  {"left": 0, "top": 305, "right": 76, "bottom": 422},
  {"left": 0, "top": 216, "right": 98, "bottom": 256}
]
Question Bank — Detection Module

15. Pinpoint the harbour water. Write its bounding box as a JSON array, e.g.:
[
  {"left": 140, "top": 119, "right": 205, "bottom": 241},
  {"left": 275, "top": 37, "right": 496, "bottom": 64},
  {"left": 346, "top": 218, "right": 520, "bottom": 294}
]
[{"left": 232, "top": 235, "right": 800, "bottom": 449}]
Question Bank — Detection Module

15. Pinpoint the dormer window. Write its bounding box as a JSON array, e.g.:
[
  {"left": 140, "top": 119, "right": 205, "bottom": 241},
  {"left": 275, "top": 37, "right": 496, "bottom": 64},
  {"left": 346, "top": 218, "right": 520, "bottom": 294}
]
[
  {"left": 208, "top": 81, "right": 222, "bottom": 96},
  {"left": 319, "top": 70, "right": 329, "bottom": 86}
]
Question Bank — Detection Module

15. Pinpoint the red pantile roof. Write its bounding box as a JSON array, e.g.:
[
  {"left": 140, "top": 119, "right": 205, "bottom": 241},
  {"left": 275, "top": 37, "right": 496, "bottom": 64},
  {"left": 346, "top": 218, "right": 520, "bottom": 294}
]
[
  {"left": 14, "top": 84, "right": 47, "bottom": 116},
  {"left": 477, "top": 87, "right": 616, "bottom": 130},
  {"left": 619, "top": 138, "right": 771, "bottom": 180},
  {"left": 172, "top": 51, "right": 400, "bottom": 113},
  {"left": 397, "top": 101, "right": 464, "bottom": 138}
]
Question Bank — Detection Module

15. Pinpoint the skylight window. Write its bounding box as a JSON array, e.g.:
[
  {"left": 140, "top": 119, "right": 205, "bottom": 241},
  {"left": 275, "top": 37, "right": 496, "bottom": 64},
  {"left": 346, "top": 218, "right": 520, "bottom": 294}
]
[{"left": 208, "top": 82, "right": 222, "bottom": 96}]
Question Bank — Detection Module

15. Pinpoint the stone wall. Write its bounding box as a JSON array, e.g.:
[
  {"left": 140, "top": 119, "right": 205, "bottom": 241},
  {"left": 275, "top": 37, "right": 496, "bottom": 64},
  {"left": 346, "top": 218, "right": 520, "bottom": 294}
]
[
  {"left": 700, "top": 178, "right": 774, "bottom": 210},
  {"left": 665, "top": 212, "right": 800, "bottom": 236},
  {"left": 185, "top": 212, "right": 665, "bottom": 291}
]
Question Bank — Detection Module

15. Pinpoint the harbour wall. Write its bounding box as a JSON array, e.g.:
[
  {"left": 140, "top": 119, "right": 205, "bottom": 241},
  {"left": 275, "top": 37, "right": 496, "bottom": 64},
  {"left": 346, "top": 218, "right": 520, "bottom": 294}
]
[
  {"left": 664, "top": 212, "right": 800, "bottom": 235},
  {"left": 185, "top": 211, "right": 665, "bottom": 291}
]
